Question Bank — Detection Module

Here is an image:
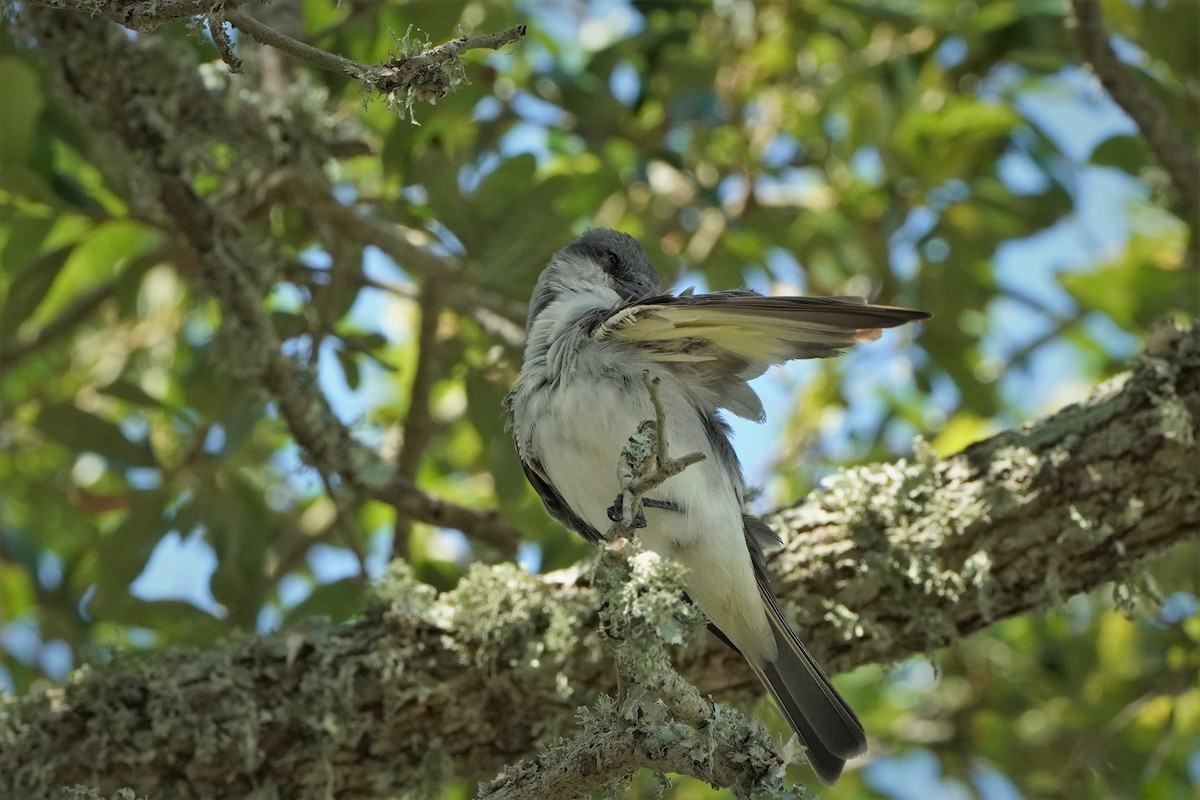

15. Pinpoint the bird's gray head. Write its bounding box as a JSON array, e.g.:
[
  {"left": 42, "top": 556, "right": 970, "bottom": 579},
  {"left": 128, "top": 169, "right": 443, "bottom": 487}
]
[{"left": 526, "top": 229, "right": 661, "bottom": 331}]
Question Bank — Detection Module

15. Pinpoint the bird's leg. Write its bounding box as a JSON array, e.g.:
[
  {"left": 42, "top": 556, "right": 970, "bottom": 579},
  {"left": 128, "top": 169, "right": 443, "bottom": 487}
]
[{"left": 605, "top": 372, "right": 706, "bottom": 539}]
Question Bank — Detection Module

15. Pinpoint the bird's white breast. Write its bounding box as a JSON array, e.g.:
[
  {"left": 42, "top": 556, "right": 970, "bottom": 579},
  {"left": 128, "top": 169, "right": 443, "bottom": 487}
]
[{"left": 522, "top": 361, "right": 776, "bottom": 662}]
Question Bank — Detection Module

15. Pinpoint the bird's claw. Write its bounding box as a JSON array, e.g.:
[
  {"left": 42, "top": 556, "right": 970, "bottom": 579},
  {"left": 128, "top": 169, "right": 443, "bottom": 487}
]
[{"left": 607, "top": 492, "right": 647, "bottom": 529}]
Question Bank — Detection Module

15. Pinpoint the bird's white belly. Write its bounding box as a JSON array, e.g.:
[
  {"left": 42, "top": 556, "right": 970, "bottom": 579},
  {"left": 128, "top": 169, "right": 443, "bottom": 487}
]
[{"left": 531, "top": 374, "right": 776, "bottom": 661}]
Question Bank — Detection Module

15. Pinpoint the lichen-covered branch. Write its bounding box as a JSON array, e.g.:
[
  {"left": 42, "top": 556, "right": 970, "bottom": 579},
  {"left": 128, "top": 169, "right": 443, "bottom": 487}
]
[
  {"left": 3, "top": 321, "right": 1197, "bottom": 799},
  {"left": 23, "top": 0, "right": 526, "bottom": 113},
  {"left": 607, "top": 372, "right": 707, "bottom": 534},
  {"left": 762, "top": 321, "right": 1199, "bottom": 673},
  {"left": 19, "top": 7, "right": 522, "bottom": 552},
  {"left": 480, "top": 544, "right": 801, "bottom": 800},
  {"left": 1070, "top": 0, "right": 1200, "bottom": 219},
  {"left": 222, "top": 10, "right": 524, "bottom": 111},
  {"left": 21, "top": 0, "right": 250, "bottom": 32}
]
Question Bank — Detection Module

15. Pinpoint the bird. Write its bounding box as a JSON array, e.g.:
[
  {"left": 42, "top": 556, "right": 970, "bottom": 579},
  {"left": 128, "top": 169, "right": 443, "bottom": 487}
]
[{"left": 504, "top": 228, "right": 929, "bottom": 784}]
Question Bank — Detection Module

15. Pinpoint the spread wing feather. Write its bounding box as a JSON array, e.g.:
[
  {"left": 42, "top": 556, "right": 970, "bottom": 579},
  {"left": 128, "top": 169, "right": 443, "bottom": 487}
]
[{"left": 594, "top": 292, "right": 929, "bottom": 421}]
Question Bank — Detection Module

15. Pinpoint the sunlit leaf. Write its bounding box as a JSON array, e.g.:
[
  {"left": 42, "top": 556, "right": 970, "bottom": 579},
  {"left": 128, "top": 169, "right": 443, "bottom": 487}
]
[{"left": 0, "top": 244, "right": 74, "bottom": 345}]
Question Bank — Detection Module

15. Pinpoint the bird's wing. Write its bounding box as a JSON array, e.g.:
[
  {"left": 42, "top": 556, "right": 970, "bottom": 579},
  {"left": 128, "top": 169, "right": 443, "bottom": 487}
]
[
  {"left": 518, "top": 455, "right": 606, "bottom": 546},
  {"left": 596, "top": 291, "right": 928, "bottom": 365},
  {"left": 593, "top": 291, "right": 929, "bottom": 420}
]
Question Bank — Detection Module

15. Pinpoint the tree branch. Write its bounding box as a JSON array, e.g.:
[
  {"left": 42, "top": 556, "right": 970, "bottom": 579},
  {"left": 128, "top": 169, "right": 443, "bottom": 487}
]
[
  {"left": 391, "top": 281, "right": 449, "bottom": 559},
  {"left": 224, "top": 9, "right": 525, "bottom": 110},
  {"left": 24, "top": 0, "right": 525, "bottom": 111},
  {"left": 223, "top": 8, "right": 362, "bottom": 78},
  {"left": 480, "top": 542, "right": 800, "bottom": 800},
  {"left": 20, "top": 0, "right": 252, "bottom": 32},
  {"left": 292, "top": 184, "right": 528, "bottom": 330},
  {"left": 3, "top": 320, "right": 1197, "bottom": 799},
  {"left": 1070, "top": 0, "right": 1200, "bottom": 219},
  {"left": 607, "top": 372, "right": 707, "bottom": 534},
  {"left": 20, "top": 6, "right": 522, "bottom": 553}
]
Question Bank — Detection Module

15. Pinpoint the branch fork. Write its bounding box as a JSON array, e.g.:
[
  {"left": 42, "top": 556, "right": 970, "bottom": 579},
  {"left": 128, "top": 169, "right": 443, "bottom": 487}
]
[{"left": 606, "top": 371, "right": 706, "bottom": 536}]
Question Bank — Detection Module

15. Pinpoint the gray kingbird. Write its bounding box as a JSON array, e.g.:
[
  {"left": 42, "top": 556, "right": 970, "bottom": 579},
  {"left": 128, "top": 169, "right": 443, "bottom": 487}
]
[{"left": 505, "top": 228, "right": 929, "bottom": 783}]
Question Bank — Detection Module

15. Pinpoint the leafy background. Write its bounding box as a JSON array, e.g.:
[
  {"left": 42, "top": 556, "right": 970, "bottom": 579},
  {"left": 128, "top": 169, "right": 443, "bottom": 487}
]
[{"left": 1, "top": 0, "right": 1197, "bottom": 797}]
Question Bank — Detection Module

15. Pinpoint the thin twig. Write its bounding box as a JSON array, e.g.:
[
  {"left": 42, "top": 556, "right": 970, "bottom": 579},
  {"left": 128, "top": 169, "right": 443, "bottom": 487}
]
[
  {"left": 1070, "top": 0, "right": 1200, "bottom": 219},
  {"left": 207, "top": 14, "right": 242, "bottom": 73},
  {"left": 374, "top": 476, "right": 522, "bottom": 551},
  {"left": 224, "top": 9, "right": 526, "bottom": 105},
  {"left": 289, "top": 181, "right": 528, "bottom": 326},
  {"left": 392, "top": 281, "right": 448, "bottom": 559},
  {"left": 224, "top": 9, "right": 361, "bottom": 76},
  {"left": 607, "top": 372, "right": 706, "bottom": 536},
  {"left": 317, "top": 469, "right": 370, "bottom": 580},
  {"left": 386, "top": 24, "right": 528, "bottom": 86}
]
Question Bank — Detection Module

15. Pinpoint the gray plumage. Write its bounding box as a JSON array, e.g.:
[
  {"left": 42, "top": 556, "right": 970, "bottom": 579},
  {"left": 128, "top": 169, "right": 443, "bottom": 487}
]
[{"left": 505, "top": 228, "right": 929, "bottom": 784}]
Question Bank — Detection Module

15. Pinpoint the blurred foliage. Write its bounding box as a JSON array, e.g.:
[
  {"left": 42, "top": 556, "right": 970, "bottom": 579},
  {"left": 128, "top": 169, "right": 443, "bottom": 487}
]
[{"left": 0, "top": 0, "right": 1197, "bottom": 798}]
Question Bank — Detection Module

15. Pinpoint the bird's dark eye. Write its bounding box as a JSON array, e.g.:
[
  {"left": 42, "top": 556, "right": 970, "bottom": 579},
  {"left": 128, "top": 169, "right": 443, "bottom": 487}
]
[{"left": 602, "top": 249, "right": 622, "bottom": 272}]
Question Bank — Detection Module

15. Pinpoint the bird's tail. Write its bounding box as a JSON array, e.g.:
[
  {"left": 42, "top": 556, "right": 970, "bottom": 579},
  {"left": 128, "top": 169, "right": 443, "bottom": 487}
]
[{"left": 750, "top": 585, "right": 867, "bottom": 785}]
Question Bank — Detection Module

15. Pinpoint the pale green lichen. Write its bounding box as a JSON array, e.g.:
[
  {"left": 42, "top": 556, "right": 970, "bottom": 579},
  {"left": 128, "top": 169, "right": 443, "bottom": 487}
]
[
  {"left": 370, "top": 559, "right": 439, "bottom": 621},
  {"left": 620, "top": 421, "right": 659, "bottom": 471},
  {"left": 590, "top": 542, "right": 706, "bottom": 659},
  {"left": 57, "top": 787, "right": 145, "bottom": 800},
  {"left": 447, "top": 562, "right": 553, "bottom": 669}
]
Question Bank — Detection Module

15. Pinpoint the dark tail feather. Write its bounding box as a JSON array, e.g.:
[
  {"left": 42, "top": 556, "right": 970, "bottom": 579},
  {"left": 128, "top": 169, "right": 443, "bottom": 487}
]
[{"left": 754, "top": 586, "right": 867, "bottom": 785}]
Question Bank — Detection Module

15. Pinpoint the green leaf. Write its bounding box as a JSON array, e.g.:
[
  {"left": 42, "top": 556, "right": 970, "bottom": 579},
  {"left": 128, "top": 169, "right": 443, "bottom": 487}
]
[
  {"left": 1140, "top": 0, "right": 1200, "bottom": 84},
  {"left": 0, "top": 244, "right": 74, "bottom": 345},
  {"left": 1090, "top": 135, "right": 1149, "bottom": 172},
  {"left": 473, "top": 153, "right": 538, "bottom": 210},
  {"left": 34, "top": 401, "right": 158, "bottom": 467},
  {"left": 0, "top": 57, "right": 44, "bottom": 166},
  {"left": 335, "top": 346, "right": 362, "bottom": 391},
  {"left": 0, "top": 559, "right": 36, "bottom": 620},
  {"left": 99, "top": 379, "right": 170, "bottom": 410},
  {"left": 89, "top": 490, "right": 171, "bottom": 618},
  {"left": 202, "top": 475, "right": 277, "bottom": 627},
  {"left": 109, "top": 598, "right": 231, "bottom": 647},
  {"left": 893, "top": 98, "right": 1022, "bottom": 184},
  {"left": 407, "top": 147, "right": 477, "bottom": 250},
  {"left": 29, "top": 220, "right": 157, "bottom": 329}
]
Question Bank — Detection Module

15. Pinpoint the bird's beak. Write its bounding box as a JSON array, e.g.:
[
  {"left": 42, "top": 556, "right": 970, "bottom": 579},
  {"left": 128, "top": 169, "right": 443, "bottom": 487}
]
[{"left": 613, "top": 274, "right": 646, "bottom": 299}]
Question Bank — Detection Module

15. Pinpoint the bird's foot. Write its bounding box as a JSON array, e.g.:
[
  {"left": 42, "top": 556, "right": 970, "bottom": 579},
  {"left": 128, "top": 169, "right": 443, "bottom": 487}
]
[{"left": 606, "top": 492, "right": 647, "bottom": 529}]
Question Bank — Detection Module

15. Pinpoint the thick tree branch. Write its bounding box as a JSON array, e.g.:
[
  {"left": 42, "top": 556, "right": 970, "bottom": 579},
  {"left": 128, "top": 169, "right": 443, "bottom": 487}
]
[
  {"left": 480, "top": 543, "right": 800, "bottom": 800},
  {"left": 3, "top": 321, "right": 1196, "bottom": 799},
  {"left": 20, "top": 0, "right": 251, "bottom": 32},
  {"left": 1070, "top": 0, "right": 1200, "bottom": 218}
]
